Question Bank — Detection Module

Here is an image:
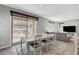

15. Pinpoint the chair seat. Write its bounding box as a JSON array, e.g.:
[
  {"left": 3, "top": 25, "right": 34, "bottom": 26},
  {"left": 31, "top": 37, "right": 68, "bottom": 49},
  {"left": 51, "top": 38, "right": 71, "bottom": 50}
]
[
  {"left": 41, "top": 38, "right": 53, "bottom": 43},
  {"left": 30, "top": 42, "right": 41, "bottom": 48},
  {"left": 41, "top": 39, "right": 49, "bottom": 43}
]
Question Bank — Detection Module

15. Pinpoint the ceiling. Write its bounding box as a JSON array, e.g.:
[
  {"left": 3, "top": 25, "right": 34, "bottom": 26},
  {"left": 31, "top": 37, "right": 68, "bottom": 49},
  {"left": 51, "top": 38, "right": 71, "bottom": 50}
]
[{"left": 3, "top": 4, "right": 79, "bottom": 22}]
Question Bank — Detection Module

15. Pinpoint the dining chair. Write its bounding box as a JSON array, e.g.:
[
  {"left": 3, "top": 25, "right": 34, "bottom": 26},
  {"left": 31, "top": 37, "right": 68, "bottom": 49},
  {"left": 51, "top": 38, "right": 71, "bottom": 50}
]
[
  {"left": 41, "top": 34, "right": 53, "bottom": 54},
  {"left": 29, "top": 35, "right": 42, "bottom": 55}
]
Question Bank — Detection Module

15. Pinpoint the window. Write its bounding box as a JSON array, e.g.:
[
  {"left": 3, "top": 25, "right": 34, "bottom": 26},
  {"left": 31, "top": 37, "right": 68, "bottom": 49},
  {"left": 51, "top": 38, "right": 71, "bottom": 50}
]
[
  {"left": 13, "top": 16, "right": 28, "bottom": 43},
  {"left": 11, "top": 11, "right": 38, "bottom": 45},
  {"left": 28, "top": 19, "right": 37, "bottom": 39}
]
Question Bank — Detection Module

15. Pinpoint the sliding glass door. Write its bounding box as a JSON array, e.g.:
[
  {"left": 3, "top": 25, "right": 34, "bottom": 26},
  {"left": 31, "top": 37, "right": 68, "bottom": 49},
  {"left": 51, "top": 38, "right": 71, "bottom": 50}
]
[
  {"left": 28, "top": 19, "right": 37, "bottom": 39},
  {"left": 11, "top": 11, "right": 38, "bottom": 45},
  {"left": 13, "top": 16, "right": 28, "bottom": 45}
]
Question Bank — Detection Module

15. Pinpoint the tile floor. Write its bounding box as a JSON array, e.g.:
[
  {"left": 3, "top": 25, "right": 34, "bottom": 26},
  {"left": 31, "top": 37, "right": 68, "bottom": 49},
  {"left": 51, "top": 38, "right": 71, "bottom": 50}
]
[{"left": 0, "top": 40, "right": 75, "bottom": 55}]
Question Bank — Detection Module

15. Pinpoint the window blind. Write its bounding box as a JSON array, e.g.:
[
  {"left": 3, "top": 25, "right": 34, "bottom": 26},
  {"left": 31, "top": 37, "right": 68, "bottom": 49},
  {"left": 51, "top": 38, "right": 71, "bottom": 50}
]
[{"left": 10, "top": 11, "right": 38, "bottom": 21}]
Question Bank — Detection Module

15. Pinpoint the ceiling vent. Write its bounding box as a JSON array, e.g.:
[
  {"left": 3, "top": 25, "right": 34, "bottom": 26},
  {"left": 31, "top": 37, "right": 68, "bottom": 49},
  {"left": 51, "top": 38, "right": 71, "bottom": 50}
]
[{"left": 48, "top": 21, "right": 55, "bottom": 24}]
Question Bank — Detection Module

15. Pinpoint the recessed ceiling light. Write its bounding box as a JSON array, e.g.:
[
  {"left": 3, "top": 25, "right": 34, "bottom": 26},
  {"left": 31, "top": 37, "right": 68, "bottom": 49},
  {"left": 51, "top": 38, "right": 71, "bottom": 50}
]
[
  {"left": 77, "top": 5, "right": 79, "bottom": 7},
  {"left": 69, "top": 11, "right": 73, "bottom": 13},
  {"left": 64, "top": 16, "right": 68, "bottom": 19},
  {"left": 39, "top": 4, "right": 43, "bottom": 7}
]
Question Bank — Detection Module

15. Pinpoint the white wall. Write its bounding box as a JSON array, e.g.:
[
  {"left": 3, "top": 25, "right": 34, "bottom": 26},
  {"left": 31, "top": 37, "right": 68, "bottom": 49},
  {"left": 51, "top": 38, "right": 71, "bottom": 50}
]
[
  {"left": 38, "top": 17, "right": 58, "bottom": 34},
  {"left": 0, "top": 6, "right": 11, "bottom": 49}
]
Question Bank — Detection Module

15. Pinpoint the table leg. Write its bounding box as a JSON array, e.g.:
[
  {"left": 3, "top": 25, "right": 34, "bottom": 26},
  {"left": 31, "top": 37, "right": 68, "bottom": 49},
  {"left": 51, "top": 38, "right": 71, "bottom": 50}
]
[{"left": 27, "top": 42, "right": 30, "bottom": 55}]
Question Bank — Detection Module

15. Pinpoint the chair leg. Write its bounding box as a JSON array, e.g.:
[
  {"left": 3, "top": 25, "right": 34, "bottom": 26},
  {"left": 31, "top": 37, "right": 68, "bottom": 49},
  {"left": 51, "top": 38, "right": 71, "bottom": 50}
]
[{"left": 40, "top": 47, "right": 42, "bottom": 55}]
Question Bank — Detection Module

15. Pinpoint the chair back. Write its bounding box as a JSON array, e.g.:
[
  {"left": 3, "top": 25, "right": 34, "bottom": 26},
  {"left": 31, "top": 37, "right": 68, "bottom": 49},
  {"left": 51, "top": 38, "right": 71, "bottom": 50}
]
[
  {"left": 46, "top": 33, "right": 52, "bottom": 42},
  {"left": 33, "top": 35, "right": 42, "bottom": 48},
  {"left": 34, "top": 35, "right": 42, "bottom": 41}
]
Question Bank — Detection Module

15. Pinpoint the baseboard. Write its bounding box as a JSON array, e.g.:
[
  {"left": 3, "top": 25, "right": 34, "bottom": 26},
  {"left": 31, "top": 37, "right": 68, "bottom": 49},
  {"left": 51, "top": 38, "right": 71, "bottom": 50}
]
[{"left": 0, "top": 45, "right": 11, "bottom": 50}]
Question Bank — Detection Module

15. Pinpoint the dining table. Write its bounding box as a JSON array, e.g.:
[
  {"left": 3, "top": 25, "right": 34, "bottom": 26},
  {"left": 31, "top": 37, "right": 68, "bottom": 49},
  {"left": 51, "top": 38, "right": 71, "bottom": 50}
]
[{"left": 26, "top": 34, "right": 55, "bottom": 55}]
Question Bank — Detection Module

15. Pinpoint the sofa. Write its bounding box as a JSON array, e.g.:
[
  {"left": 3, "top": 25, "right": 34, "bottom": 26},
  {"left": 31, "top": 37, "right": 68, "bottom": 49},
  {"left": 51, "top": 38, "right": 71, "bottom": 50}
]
[{"left": 56, "top": 33, "right": 70, "bottom": 42}]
